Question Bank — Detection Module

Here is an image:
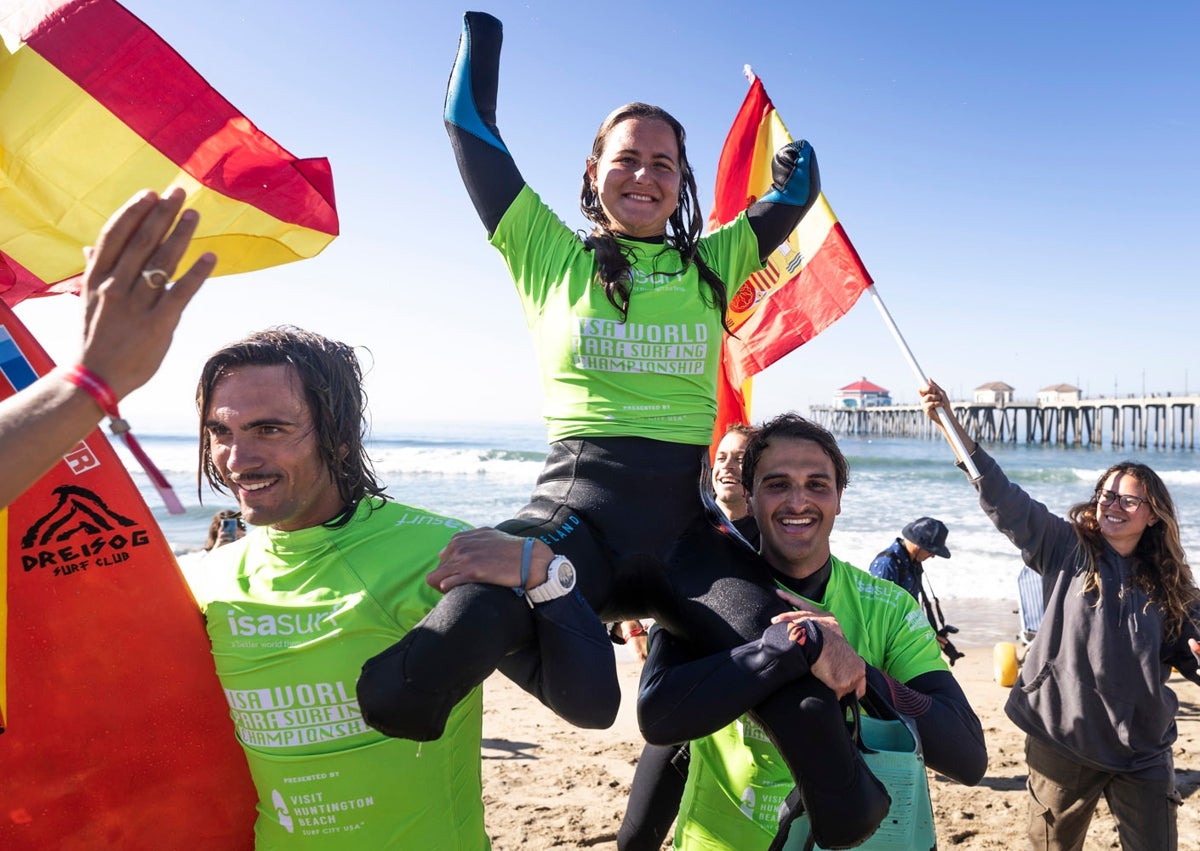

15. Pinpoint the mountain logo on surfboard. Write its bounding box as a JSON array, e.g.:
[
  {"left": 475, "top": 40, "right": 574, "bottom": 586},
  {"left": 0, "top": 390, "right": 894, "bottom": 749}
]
[{"left": 18, "top": 484, "right": 151, "bottom": 576}]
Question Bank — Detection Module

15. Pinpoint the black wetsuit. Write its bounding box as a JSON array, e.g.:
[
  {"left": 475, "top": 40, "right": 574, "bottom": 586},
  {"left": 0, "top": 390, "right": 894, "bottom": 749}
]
[
  {"left": 620, "top": 554, "right": 987, "bottom": 849},
  {"left": 356, "top": 13, "right": 890, "bottom": 848}
]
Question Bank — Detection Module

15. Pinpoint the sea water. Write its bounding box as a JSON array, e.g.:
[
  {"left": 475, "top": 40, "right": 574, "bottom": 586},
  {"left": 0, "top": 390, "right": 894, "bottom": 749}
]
[{"left": 116, "top": 422, "right": 1200, "bottom": 604}]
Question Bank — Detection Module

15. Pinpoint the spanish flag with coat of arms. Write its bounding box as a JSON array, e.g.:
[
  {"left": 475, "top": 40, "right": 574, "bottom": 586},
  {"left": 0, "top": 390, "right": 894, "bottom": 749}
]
[{"left": 710, "top": 72, "right": 872, "bottom": 443}]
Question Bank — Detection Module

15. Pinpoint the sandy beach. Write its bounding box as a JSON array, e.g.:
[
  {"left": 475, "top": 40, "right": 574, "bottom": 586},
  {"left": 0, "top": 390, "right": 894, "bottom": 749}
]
[{"left": 480, "top": 598, "right": 1200, "bottom": 849}]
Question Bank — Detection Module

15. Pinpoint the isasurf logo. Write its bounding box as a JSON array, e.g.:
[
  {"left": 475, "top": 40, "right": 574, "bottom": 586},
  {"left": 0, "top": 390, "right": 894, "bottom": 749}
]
[{"left": 20, "top": 485, "right": 150, "bottom": 577}]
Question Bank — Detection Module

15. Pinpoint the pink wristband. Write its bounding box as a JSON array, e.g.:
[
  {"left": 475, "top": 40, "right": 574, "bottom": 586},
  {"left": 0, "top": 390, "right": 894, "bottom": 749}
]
[
  {"left": 60, "top": 364, "right": 129, "bottom": 433},
  {"left": 58, "top": 364, "right": 184, "bottom": 515}
]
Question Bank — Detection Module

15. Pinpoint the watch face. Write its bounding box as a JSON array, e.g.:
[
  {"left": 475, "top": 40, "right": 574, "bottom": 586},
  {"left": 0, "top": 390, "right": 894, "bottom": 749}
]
[{"left": 558, "top": 561, "right": 576, "bottom": 589}]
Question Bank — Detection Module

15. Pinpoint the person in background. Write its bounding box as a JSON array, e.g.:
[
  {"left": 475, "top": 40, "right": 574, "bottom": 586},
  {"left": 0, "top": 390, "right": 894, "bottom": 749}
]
[
  {"left": 190, "top": 326, "right": 603, "bottom": 848},
  {"left": 178, "top": 509, "right": 247, "bottom": 572},
  {"left": 619, "top": 422, "right": 759, "bottom": 850},
  {"left": 634, "top": 413, "right": 986, "bottom": 849},
  {"left": 614, "top": 423, "right": 757, "bottom": 670},
  {"left": 611, "top": 619, "right": 650, "bottom": 662},
  {"left": 710, "top": 422, "right": 758, "bottom": 544},
  {"left": 921, "top": 379, "right": 1200, "bottom": 851},
  {"left": 204, "top": 509, "right": 246, "bottom": 551},
  {"left": 869, "top": 517, "right": 950, "bottom": 600},
  {"left": 870, "top": 517, "right": 964, "bottom": 664},
  {"left": 0, "top": 188, "right": 212, "bottom": 509}
]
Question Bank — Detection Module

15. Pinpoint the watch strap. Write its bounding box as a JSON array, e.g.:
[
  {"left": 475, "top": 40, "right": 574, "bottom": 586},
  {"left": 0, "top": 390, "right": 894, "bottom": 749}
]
[{"left": 526, "top": 555, "right": 575, "bottom": 605}]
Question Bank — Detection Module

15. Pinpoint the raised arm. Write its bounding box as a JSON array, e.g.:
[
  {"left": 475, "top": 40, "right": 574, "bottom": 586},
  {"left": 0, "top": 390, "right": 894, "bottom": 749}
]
[
  {"left": 922, "top": 379, "right": 1073, "bottom": 572},
  {"left": 0, "top": 189, "right": 212, "bottom": 509},
  {"left": 744, "top": 140, "right": 821, "bottom": 263},
  {"left": 444, "top": 11, "right": 525, "bottom": 235}
]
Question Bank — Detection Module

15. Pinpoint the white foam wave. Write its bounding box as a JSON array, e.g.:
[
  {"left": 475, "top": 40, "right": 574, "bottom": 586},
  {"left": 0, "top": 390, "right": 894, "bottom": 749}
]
[{"left": 371, "top": 446, "right": 543, "bottom": 483}]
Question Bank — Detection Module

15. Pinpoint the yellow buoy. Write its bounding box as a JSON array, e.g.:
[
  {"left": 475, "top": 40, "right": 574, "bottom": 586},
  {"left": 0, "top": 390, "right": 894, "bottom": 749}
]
[{"left": 993, "top": 641, "right": 1019, "bottom": 687}]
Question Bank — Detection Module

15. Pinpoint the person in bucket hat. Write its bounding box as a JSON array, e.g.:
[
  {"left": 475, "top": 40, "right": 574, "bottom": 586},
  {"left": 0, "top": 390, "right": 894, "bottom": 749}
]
[
  {"left": 871, "top": 518, "right": 963, "bottom": 663},
  {"left": 870, "top": 517, "right": 950, "bottom": 599}
]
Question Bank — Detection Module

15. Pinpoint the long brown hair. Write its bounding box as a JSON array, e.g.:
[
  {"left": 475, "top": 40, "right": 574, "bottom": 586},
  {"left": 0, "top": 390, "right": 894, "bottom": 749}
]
[
  {"left": 196, "top": 327, "right": 387, "bottom": 528},
  {"left": 1067, "top": 461, "right": 1198, "bottom": 640},
  {"left": 579, "top": 103, "right": 730, "bottom": 330}
]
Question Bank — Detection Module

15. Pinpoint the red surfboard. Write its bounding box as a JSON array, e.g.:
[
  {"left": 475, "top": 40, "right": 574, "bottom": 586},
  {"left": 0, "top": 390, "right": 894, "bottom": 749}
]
[{"left": 0, "top": 302, "right": 256, "bottom": 849}]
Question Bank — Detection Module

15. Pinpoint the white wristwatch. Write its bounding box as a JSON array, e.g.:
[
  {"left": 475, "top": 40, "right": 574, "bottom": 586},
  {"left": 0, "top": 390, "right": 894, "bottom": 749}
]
[{"left": 525, "top": 555, "right": 576, "bottom": 606}]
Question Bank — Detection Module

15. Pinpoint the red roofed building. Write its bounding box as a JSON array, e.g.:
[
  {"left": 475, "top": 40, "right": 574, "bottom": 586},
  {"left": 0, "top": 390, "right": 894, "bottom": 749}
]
[{"left": 834, "top": 377, "right": 892, "bottom": 408}]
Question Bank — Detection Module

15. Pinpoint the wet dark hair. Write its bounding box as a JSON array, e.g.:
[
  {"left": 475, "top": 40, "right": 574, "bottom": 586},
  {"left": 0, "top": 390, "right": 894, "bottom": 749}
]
[
  {"left": 196, "top": 326, "right": 387, "bottom": 528},
  {"left": 1067, "top": 461, "right": 1198, "bottom": 640},
  {"left": 580, "top": 103, "right": 730, "bottom": 330},
  {"left": 741, "top": 413, "right": 849, "bottom": 494}
]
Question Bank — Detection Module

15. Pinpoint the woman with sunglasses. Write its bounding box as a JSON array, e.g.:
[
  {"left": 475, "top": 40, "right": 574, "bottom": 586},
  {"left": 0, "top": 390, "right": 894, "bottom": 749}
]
[{"left": 920, "top": 379, "right": 1200, "bottom": 851}]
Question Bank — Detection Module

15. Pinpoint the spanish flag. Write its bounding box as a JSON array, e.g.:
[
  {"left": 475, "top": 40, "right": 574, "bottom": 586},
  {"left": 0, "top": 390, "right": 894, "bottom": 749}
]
[
  {"left": 710, "top": 73, "right": 871, "bottom": 442},
  {"left": 0, "top": 0, "right": 338, "bottom": 306}
]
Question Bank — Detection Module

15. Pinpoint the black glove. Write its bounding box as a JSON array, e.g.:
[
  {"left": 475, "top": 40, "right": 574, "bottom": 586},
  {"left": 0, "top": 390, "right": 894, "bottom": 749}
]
[{"left": 769, "top": 139, "right": 821, "bottom": 209}]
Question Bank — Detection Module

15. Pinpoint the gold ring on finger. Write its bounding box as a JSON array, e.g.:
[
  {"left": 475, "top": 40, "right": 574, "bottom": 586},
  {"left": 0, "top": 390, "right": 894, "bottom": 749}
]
[{"left": 141, "top": 268, "right": 170, "bottom": 289}]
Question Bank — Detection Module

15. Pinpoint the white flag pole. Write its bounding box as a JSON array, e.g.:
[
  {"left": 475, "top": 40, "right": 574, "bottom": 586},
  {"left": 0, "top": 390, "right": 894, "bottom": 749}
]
[{"left": 868, "top": 284, "right": 982, "bottom": 481}]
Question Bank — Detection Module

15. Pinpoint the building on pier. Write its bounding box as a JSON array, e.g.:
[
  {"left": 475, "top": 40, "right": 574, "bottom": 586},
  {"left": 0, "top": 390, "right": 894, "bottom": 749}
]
[
  {"left": 810, "top": 393, "right": 1200, "bottom": 450},
  {"left": 974, "top": 381, "right": 1014, "bottom": 405},
  {"left": 833, "top": 377, "right": 892, "bottom": 408},
  {"left": 1037, "top": 384, "right": 1081, "bottom": 406}
]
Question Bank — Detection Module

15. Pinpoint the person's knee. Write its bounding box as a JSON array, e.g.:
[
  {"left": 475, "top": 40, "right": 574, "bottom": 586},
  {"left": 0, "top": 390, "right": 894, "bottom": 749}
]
[
  {"left": 357, "top": 584, "right": 529, "bottom": 740},
  {"left": 357, "top": 637, "right": 460, "bottom": 741}
]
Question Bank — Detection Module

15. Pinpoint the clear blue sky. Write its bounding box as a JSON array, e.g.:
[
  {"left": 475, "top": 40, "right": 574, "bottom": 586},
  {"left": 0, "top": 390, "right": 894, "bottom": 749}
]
[{"left": 15, "top": 0, "right": 1200, "bottom": 433}]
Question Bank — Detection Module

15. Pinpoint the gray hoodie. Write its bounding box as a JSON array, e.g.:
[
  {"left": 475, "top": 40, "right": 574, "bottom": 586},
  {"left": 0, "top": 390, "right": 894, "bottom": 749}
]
[{"left": 970, "top": 448, "right": 1198, "bottom": 780}]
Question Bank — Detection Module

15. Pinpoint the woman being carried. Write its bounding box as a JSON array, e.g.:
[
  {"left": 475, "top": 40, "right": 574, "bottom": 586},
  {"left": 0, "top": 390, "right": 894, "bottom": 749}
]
[{"left": 359, "top": 12, "right": 888, "bottom": 847}]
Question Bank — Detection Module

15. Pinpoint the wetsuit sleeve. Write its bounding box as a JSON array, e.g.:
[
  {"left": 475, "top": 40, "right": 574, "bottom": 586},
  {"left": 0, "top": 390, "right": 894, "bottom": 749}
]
[
  {"left": 744, "top": 140, "right": 820, "bottom": 263},
  {"left": 864, "top": 666, "right": 987, "bottom": 785},
  {"left": 636, "top": 622, "right": 814, "bottom": 745},
  {"left": 495, "top": 592, "right": 621, "bottom": 729},
  {"left": 445, "top": 12, "right": 525, "bottom": 235},
  {"left": 639, "top": 626, "right": 987, "bottom": 785}
]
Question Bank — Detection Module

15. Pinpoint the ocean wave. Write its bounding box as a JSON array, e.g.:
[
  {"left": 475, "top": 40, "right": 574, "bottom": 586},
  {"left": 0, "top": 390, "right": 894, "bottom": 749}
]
[
  {"left": 373, "top": 446, "right": 545, "bottom": 482},
  {"left": 1152, "top": 469, "right": 1200, "bottom": 487},
  {"left": 115, "top": 429, "right": 1200, "bottom": 581}
]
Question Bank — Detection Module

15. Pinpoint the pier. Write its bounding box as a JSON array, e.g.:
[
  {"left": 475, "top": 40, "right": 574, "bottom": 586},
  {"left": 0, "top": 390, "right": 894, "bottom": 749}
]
[{"left": 809, "top": 396, "right": 1200, "bottom": 450}]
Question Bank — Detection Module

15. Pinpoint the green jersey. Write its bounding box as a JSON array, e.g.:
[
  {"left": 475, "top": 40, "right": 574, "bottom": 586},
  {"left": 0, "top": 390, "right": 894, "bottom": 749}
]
[
  {"left": 491, "top": 185, "right": 763, "bottom": 445},
  {"left": 675, "top": 558, "right": 947, "bottom": 850},
  {"left": 188, "top": 500, "right": 490, "bottom": 850}
]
